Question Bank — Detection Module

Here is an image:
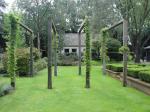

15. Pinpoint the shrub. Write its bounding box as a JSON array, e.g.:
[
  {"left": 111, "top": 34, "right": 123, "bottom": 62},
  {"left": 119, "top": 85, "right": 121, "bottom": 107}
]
[
  {"left": 0, "top": 84, "right": 14, "bottom": 97},
  {"left": 106, "top": 38, "right": 122, "bottom": 61},
  {"left": 34, "top": 58, "right": 47, "bottom": 74},
  {"left": 58, "top": 53, "right": 78, "bottom": 66},
  {"left": 127, "top": 67, "right": 150, "bottom": 79},
  {"left": 2, "top": 47, "right": 41, "bottom": 76},
  {"left": 138, "top": 71, "right": 150, "bottom": 83},
  {"left": 106, "top": 64, "right": 123, "bottom": 72},
  {"left": 111, "top": 65, "right": 123, "bottom": 72},
  {"left": 127, "top": 68, "right": 140, "bottom": 78}
]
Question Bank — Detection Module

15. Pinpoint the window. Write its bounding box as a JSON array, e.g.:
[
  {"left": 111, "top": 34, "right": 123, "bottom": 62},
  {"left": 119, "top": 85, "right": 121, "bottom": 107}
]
[
  {"left": 64, "top": 49, "right": 69, "bottom": 53},
  {"left": 72, "top": 49, "right": 77, "bottom": 53}
]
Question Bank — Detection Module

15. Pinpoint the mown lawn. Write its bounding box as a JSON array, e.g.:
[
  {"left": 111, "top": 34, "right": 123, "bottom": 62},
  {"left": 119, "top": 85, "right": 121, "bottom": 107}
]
[{"left": 0, "top": 66, "right": 150, "bottom": 112}]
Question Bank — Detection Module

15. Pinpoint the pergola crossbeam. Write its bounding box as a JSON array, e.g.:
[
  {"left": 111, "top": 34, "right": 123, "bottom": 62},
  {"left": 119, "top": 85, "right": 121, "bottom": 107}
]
[
  {"left": 78, "top": 19, "right": 86, "bottom": 33},
  {"left": 18, "top": 22, "right": 33, "bottom": 33},
  {"left": 107, "top": 20, "right": 123, "bottom": 31}
]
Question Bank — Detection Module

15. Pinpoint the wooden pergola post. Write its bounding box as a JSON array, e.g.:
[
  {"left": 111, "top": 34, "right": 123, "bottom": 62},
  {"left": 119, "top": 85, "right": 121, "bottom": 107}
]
[
  {"left": 78, "top": 19, "right": 86, "bottom": 75},
  {"left": 28, "top": 32, "right": 33, "bottom": 77},
  {"left": 48, "top": 20, "right": 52, "bottom": 89},
  {"left": 52, "top": 22, "right": 58, "bottom": 77},
  {"left": 123, "top": 19, "right": 128, "bottom": 87},
  {"left": 54, "top": 33, "right": 57, "bottom": 77},
  {"left": 78, "top": 32, "right": 81, "bottom": 75},
  {"left": 102, "top": 45, "right": 106, "bottom": 75}
]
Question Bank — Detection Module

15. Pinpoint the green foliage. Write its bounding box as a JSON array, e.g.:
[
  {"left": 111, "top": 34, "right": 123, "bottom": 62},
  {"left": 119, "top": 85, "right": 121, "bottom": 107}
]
[
  {"left": 107, "top": 63, "right": 150, "bottom": 83},
  {"left": 3, "top": 13, "right": 25, "bottom": 48},
  {"left": 106, "top": 64, "right": 123, "bottom": 72},
  {"left": 34, "top": 58, "right": 47, "bottom": 74},
  {"left": 58, "top": 53, "right": 78, "bottom": 66},
  {"left": 139, "top": 71, "right": 150, "bottom": 83},
  {"left": 106, "top": 38, "right": 121, "bottom": 52},
  {"left": 3, "top": 48, "right": 41, "bottom": 76},
  {"left": 116, "top": 0, "right": 150, "bottom": 62},
  {"left": 106, "top": 38, "right": 122, "bottom": 61},
  {"left": 119, "top": 46, "right": 130, "bottom": 54}
]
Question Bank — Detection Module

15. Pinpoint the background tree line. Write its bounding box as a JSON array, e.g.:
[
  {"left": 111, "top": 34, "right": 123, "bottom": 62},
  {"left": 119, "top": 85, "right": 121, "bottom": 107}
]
[{"left": 1, "top": 0, "right": 150, "bottom": 63}]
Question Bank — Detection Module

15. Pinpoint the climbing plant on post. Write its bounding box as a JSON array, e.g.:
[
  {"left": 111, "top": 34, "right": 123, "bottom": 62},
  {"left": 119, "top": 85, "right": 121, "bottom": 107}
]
[
  {"left": 100, "top": 28, "right": 108, "bottom": 75},
  {"left": 8, "top": 15, "right": 18, "bottom": 88},
  {"left": 84, "top": 17, "right": 91, "bottom": 88}
]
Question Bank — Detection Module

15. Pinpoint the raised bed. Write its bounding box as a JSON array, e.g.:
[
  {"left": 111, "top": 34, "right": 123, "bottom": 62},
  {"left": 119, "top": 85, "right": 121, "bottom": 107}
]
[{"left": 106, "top": 69, "right": 150, "bottom": 95}]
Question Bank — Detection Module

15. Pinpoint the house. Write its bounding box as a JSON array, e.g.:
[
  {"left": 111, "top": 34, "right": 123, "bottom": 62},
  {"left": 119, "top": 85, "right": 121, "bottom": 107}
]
[{"left": 62, "top": 33, "right": 85, "bottom": 56}]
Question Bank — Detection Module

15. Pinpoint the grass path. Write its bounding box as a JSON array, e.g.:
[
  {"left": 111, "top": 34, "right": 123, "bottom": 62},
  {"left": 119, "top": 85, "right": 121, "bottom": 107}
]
[{"left": 0, "top": 66, "right": 150, "bottom": 112}]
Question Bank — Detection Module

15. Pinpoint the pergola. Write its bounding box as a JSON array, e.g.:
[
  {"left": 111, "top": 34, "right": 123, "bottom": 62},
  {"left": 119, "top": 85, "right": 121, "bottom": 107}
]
[{"left": 78, "top": 18, "right": 128, "bottom": 87}]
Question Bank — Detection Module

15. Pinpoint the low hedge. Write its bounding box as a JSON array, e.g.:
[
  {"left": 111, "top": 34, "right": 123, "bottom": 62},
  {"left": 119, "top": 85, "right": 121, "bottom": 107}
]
[
  {"left": 138, "top": 71, "right": 150, "bottom": 83},
  {"left": 106, "top": 64, "right": 123, "bottom": 72},
  {"left": 106, "top": 64, "right": 150, "bottom": 83}
]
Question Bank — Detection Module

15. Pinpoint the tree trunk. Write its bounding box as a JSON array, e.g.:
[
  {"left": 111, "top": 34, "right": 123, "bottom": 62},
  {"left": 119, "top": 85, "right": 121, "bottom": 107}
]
[
  {"left": 135, "top": 38, "right": 141, "bottom": 63},
  {"left": 37, "top": 32, "right": 40, "bottom": 51}
]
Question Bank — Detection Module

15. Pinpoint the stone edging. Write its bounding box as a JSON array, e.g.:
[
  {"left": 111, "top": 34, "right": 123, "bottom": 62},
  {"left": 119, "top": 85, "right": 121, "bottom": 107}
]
[{"left": 106, "top": 69, "right": 150, "bottom": 95}]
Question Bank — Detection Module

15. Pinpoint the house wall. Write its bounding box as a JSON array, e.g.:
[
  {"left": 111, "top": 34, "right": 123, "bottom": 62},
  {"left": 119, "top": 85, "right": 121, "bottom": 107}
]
[{"left": 61, "top": 47, "right": 86, "bottom": 56}]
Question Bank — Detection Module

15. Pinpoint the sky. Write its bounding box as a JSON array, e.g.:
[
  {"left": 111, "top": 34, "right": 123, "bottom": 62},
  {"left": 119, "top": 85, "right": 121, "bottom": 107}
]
[{"left": 5, "top": 0, "right": 15, "bottom": 12}]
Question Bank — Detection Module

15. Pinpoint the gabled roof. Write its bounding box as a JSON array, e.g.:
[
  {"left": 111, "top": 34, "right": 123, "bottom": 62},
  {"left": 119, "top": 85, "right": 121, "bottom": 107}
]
[{"left": 64, "top": 33, "right": 85, "bottom": 47}]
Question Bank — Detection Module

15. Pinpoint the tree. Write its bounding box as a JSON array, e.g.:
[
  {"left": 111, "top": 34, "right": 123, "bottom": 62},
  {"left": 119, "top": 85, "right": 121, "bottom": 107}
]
[
  {"left": 116, "top": 0, "right": 150, "bottom": 63},
  {"left": 16, "top": 0, "right": 52, "bottom": 51}
]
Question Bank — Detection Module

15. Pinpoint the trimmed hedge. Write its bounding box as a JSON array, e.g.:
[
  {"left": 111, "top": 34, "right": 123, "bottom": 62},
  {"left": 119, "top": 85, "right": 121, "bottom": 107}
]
[
  {"left": 127, "top": 68, "right": 149, "bottom": 78},
  {"left": 106, "top": 64, "right": 123, "bottom": 72},
  {"left": 106, "top": 63, "right": 150, "bottom": 83},
  {"left": 139, "top": 71, "right": 150, "bottom": 83}
]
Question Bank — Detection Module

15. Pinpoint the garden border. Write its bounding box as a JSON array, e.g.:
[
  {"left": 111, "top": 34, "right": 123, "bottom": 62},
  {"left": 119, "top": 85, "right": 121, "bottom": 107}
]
[{"left": 106, "top": 69, "right": 150, "bottom": 95}]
